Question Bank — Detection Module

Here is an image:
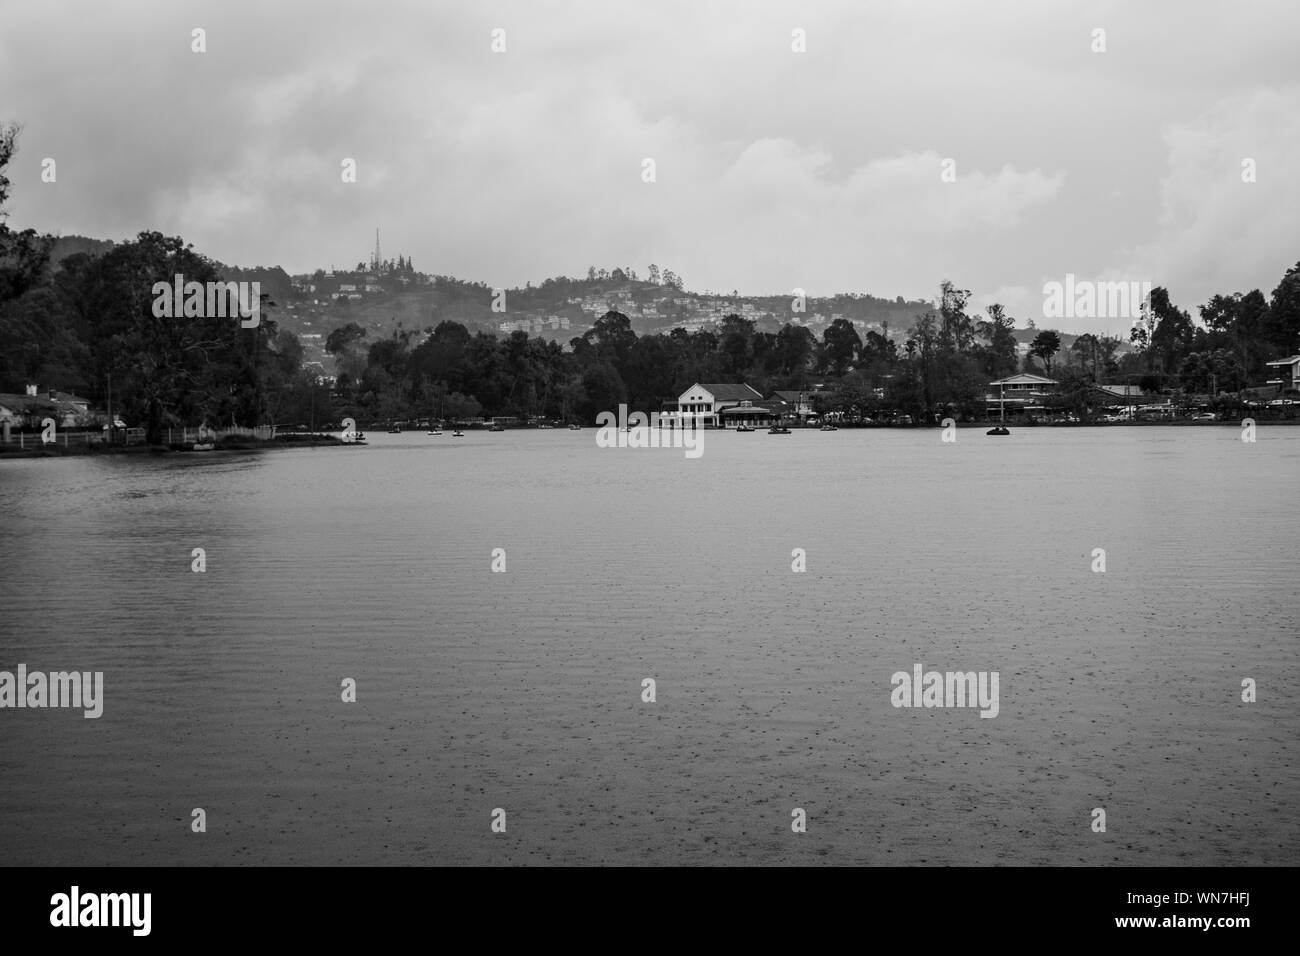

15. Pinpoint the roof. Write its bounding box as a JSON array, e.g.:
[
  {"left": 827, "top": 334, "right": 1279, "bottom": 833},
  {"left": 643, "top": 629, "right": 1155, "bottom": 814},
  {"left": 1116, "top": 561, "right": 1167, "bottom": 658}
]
[
  {"left": 989, "top": 373, "right": 1058, "bottom": 386},
  {"left": 0, "top": 393, "right": 92, "bottom": 414},
  {"left": 690, "top": 383, "right": 763, "bottom": 401},
  {"left": 720, "top": 404, "right": 775, "bottom": 415},
  {"left": 1092, "top": 384, "right": 1143, "bottom": 397},
  {"left": 1265, "top": 355, "right": 1300, "bottom": 366}
]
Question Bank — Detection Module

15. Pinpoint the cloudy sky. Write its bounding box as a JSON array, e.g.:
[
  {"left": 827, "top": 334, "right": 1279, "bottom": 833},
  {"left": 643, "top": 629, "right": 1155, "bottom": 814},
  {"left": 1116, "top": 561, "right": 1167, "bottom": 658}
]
[{"left": 2, "top": 0, "right": 1298, "bottom": 334}]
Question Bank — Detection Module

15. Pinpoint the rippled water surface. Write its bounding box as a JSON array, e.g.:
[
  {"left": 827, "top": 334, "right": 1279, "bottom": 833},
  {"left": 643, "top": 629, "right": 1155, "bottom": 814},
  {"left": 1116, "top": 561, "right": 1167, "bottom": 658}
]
[{"left": 1, "top": 426, "right": 1297, "bottom": 864}]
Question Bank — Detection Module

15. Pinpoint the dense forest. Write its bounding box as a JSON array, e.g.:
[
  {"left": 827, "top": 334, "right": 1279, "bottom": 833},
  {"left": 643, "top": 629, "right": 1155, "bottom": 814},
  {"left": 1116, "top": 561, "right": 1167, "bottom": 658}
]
[{"left": 3, "top": 123, "right": 1299, "bottom": 439}]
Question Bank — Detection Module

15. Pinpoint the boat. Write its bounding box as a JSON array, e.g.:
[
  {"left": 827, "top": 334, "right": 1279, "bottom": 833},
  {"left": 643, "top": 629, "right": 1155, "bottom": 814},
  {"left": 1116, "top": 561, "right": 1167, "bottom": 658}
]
[
  {"left": 819, "top": 424, "right": 838, "bottom": 432},
  {"left": 452, "top": 429, "right": 464, "bottom": 437},
  {"left": 735, "top": 424, "right": 754, "bottom": 432},
  {"left": 567, "top": 424, "right": 580, "bottom": 430},
  {"left": 987, "top": 382, "right": 1011, "bottom": 435},
  {"left": 768, "top": 424, "right": 791, "bottom": 434},
  {"left": 388, "top": 426, "right": 402, "bottom": 434},
  {"left": 427, "top": 429, "right": 442, "bottom": 435},
  {"left": 488, "top": 424, "right": 505, "bottom": 432},
  {"left": 192, "top": 442, "right": 215, "bottom": 451}
]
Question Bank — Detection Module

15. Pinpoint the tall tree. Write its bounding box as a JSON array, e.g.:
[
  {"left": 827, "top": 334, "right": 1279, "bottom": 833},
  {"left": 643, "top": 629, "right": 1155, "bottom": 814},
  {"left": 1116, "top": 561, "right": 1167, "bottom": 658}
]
[
  {"left": 976, "top": 303, "right": 1018, "bottom": 379},
  {"left": 1267, "top": 261, "right": 1300, "bottom": 357},
  {"left": 1029, "top": 330, "right": 1062, "bottom": 376},
  {"left": 822, "top": 318, "right": 862, "bottom": 375},
  {"left": 1148, "top": 286, "right": 1194, "bottom": 374},
  {"left": 0, "top": 123, "right": 51, "bottom": 305}
]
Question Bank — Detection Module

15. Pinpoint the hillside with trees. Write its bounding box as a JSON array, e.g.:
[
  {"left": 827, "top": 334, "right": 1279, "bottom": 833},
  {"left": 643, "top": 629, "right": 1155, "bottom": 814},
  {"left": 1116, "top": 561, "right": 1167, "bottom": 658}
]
[{"left": 3, "top": 123, "right": 1299, "bottom": 434}]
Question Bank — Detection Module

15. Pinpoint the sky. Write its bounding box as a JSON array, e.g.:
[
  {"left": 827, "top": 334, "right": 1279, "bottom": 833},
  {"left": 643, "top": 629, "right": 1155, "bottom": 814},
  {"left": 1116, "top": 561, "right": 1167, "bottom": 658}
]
[{"left": 2, "top": 0, "right": 1298, "bottom": 336}]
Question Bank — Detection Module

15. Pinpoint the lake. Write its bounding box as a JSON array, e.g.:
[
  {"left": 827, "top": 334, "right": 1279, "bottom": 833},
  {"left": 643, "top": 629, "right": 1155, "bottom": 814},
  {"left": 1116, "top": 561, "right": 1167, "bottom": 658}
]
[{"left": 1, "top": 426, "right": 1297, "bottom": 865}]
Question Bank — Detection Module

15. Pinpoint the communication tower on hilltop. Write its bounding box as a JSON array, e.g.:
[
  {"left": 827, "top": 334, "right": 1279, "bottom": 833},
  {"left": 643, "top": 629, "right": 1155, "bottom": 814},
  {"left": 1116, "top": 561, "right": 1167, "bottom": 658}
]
[{"left": 370, "top": 228, "right": 382, "bottom": 273}]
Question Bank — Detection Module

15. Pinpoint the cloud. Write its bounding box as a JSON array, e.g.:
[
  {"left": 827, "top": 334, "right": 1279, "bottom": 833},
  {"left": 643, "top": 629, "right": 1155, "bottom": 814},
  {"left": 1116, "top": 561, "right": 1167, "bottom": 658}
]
[
  {"left": 1, "top": 0, "right": 1296, "bottom": 326},
  {"left": 1106, "top": 86, "right": 1300, "bottom": 321}
]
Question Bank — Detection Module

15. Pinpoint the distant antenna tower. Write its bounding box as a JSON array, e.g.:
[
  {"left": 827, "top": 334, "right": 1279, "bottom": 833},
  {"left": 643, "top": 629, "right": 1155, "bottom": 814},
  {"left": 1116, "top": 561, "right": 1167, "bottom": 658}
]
[{"left": 372, "top": 228, "right": 382, "bottom": 272}]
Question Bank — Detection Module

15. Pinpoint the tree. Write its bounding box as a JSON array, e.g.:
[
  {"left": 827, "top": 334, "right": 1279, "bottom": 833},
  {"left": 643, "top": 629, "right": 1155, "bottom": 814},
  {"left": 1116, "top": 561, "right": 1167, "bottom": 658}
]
[
  {"left": 1200, "top": 290, "right": 1267, "bottom": 384},
  {"left": 1148, "top": 287, "right": 1195, "bottom": 374},
  {"left": 60, "top": 231, "right": 267, "bottom": 443},
  {"left": 976, "top": 304, "right": 1018, "bottom": 379},
  {"left": 578, "top": 361, "right": 626, "bottom": 421},
  {"left": 443, "top": 391, "right": 482, "bottom": 420},
  {"left": 1097, "top": 335, "right": 1124, "bottom": 379},
  {"left": 325, "top": 322, "right": 368, "bottom": 355},
  {"left": 775, "top": 323, "right": 815, "bottom": 374},
  {"left": 1179, "top": 349, "right": 1243, "bottom": 395},
  {"left": 905, "top": 312, "right": 939, "bottom": 418},
  {"left": 1029, "top": 330, "right": 1062, "bottom": 376},
  {"left": 647, "top": 263, "right": 660, "bottom": 284},
  {"left": 822, "top": 318, "right": 862, "bottom": 375},
  {"left": 718, "top": 314, "right": 755, "bottom": 374},
  {"left": 0, "top": 122, "right": 52, "bottom": 308},
  {"left": 1071, "top": 332, "right": 1101, "bottom": 379},
  {"left": 584, "top": 310, "right": 636, "bottom": 366},
  {"left": 1267, "top": 261, "right": 1300, "bottom": 356}
]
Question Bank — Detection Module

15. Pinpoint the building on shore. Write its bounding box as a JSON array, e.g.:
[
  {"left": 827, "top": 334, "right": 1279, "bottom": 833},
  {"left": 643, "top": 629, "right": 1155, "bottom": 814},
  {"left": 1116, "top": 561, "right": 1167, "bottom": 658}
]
[
  {"left": 1265, "top": 355, "right": 1300, "bottom": 392},
  {"left": 718, "top": 401, "right": 779, "bottom": 428},
  {"left": 984, "top": 373, "right": 1058, "bottom": 418},
  {"left": 1089, "top": 383, "right": 1145, "bottom": 406},
  {"left": 663, "top": 383, "right": 765, "bottom": 428},
  {"left": 767, "top": 390, "right": 815, "bottom": 423},
  {"left": 0, "top": 387, "right": 97, "bottom": 429}
]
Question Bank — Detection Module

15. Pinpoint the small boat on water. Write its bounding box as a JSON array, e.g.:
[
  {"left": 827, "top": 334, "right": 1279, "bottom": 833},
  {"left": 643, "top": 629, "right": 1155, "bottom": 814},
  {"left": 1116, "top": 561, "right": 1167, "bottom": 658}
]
[
  {"left": 820, "top": 424, "right": 838, "bottom": 431},
  {"left": 568, "top": 424, "right": 581, "bottom": 430},
  {"left": 768, "top": 425, "right": 791, "bottom": 434},
  {"left": 735, "top": 424, "right": 754, "bottom": 432},
  {"left": 388, "top": 426, "right": 402, "bottom": 434},
  {"left": 488, "top": 424, "right": 505, "bottom": 432},
  {"left": 192, "top": 442, "right": 215, "bottom": 451},
  {"left": 427, "top": 429, "right": 442, "bottom": 435},
  {"left": 988, "top": 382, "right": 1011, "bottom": 435},
  {"left": 452, "top": 429, "right": 464, "bottom": 437}
]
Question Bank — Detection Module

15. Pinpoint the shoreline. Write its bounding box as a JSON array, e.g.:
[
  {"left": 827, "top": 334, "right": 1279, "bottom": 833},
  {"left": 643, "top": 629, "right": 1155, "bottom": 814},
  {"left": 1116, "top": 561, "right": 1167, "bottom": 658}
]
[
  {"left": 2, "top": 417, "right": 1296, "bottom": 460},
  {"left": 0, "top": 434, "right": 363, "bottom": 460}
]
